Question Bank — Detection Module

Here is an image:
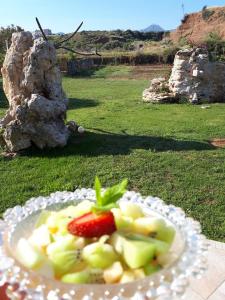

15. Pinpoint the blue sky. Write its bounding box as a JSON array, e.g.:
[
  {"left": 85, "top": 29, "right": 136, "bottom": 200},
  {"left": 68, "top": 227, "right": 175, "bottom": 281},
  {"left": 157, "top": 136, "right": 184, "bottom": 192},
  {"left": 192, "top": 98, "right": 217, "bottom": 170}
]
[{"left": 0, "top": 0, "right": 225, "bottom": 32}]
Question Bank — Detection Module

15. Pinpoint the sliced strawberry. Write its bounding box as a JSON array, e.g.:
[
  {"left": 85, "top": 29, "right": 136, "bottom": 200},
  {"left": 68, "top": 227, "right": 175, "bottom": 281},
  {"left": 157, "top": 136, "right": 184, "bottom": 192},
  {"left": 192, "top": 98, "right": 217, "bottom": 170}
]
[{"left": 67, "top": 211, "right": 116, "bottom": 238}]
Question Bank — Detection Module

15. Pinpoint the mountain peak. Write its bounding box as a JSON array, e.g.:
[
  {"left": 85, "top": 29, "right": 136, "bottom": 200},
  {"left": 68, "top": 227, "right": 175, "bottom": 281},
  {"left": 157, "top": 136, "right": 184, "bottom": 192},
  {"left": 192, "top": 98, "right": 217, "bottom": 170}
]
[{"left": 141, "top": 24, "right": 165, "bottom": 32}]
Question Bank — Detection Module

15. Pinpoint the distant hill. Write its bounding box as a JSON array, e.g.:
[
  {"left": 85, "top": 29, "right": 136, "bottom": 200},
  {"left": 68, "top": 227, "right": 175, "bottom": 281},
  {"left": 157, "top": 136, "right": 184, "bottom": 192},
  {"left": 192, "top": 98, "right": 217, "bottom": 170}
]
[
  {"left": 170, "top": 6, "right": 225, "bottom": 44},
  {"left": 141, "top": 24, "right": 165, "bottom": 33}
]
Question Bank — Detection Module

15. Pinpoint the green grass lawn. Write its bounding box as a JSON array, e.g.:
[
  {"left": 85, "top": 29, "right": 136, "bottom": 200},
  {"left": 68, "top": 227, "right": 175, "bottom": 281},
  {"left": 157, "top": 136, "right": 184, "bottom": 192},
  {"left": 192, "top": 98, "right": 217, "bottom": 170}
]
[{"left": 0, "top": 66, "right": 225, "bottom": 242}]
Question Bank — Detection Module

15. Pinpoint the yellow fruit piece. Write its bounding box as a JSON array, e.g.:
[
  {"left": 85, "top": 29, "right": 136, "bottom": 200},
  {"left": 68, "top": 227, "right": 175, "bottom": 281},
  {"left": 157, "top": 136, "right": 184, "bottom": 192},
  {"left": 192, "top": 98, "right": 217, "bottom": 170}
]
[
  {"left": 120, "top": 270, "right": 136, "bottom": 283},
  {"left": 103, "top": 261, "right": 123, "bottom": 284}
]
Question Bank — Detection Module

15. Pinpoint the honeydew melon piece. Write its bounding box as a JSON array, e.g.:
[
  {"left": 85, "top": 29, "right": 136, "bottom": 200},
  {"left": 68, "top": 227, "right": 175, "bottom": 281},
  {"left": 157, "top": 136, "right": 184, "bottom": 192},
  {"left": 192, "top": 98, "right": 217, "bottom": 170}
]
[
  {"left": 103, "top": 261, "right": 123, "bottom": 283},
  {"left": 35, "top": 210, "right": 52, "bottom": 228},
  {"left": 60, "top": 201, "right": 94, "bottom": 218},
  {"left": 28, "top": 225, "right": 53, "bottom": 249},
  {"left": 111, "top": 208, "right": 134, "bottom": 231},
  {"left": 125, "top": 233, "right": 169, "bottom": 255},
  {"left": 119, "top": 202, "right": 144, "bottom": 219},
  {"left": 122, "top": 239, "right": 156, "bottom": 269},
  {"left": 47, "top": 235, "right": 76, "bottom": 256},
  {"left": 16, "top": 238, "right": 44, "bottom": 269},
  {"left": 134, "top": 217, "right": 175, "bottom": 245},
  {"left": 156, "top": 225, "right": 176, "bottom": 245},
  {"left": 109, "top": 232, "right": 125, "bottom": 254},
  {"left": 61, "top": 270, "right": 90, "bottom": 284},
  {"left": 144, "top": 262, "right": 161, "bottom": 275},
  {"left": 82, "top": 242, "right": 118, "bottom": 269}
]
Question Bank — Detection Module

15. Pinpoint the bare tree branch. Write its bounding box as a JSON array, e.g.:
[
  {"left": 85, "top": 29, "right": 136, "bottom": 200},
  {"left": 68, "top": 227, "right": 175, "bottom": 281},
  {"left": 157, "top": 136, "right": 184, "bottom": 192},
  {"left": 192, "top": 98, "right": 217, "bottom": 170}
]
[
  {"left": 55, "top": 21, "right": 84, "bottom": 47},
  {"left": 35, "top": 17, "right": 48, "bottom": 41},
  {"left": 57, "top": 45, "right": 101, "bottom": 56}
]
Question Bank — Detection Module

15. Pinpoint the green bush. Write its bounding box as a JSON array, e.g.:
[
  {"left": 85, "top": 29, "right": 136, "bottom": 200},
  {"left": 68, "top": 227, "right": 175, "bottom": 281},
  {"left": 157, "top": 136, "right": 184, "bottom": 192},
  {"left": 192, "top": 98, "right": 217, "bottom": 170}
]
[
  {"left": 162, "top": 47, "right": 179, "bottom": 64},
  {"left": 204, "top": 32, "right": 225, "bottom": 61},
  {"left": 202, "top": 7, "right": 215, "bottom": 21}
]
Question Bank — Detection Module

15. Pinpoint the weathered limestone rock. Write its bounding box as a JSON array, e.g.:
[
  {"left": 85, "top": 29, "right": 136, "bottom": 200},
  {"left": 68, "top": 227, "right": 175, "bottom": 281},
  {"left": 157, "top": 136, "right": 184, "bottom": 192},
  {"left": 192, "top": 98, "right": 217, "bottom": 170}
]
[
  {"left": 0, "top": 31, "right": 69, "bottom": 151},
  {"left": 142, "top": 77, "right": 177, "bottom": 103},
  {"left": 143, "top": 48, "right": 225, "bottom": 104},
  {"left": 169, "top": 48, "right": 225, "bottom": 103}
]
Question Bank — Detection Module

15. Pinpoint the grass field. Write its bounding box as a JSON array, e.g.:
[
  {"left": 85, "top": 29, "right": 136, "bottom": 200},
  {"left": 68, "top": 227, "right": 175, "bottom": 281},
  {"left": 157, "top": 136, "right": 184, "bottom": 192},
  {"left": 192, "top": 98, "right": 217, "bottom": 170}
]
[{"left": 0, "top": 65, "right": 225, "bottom": 242}]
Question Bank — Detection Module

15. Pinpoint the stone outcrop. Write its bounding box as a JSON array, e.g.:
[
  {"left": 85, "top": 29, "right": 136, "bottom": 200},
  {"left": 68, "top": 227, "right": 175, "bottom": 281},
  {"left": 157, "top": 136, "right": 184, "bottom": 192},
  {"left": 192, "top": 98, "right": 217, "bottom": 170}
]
[
  {"left": 143, "top": 48, "right": 225, "bottom": 103},
  {"left": 0, "top": 31, "right": 69, "bottom": 152},
  {"left": 142, "top": 78, "right": 176, "bottom": 103}
]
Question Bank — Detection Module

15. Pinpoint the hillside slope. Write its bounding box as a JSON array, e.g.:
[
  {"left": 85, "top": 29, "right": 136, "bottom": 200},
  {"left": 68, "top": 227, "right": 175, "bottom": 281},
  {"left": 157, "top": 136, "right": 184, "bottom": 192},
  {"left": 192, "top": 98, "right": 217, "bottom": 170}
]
[{"left": 170, "top": 6, "right": 225, "bottom": 44}]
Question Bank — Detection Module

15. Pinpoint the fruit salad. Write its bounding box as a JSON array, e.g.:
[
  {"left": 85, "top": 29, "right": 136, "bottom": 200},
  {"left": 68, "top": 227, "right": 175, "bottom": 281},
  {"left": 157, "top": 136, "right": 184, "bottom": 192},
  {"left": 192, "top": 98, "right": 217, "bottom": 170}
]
[{"left": 15, "top": 178, "right": 176, "bottom": 284}]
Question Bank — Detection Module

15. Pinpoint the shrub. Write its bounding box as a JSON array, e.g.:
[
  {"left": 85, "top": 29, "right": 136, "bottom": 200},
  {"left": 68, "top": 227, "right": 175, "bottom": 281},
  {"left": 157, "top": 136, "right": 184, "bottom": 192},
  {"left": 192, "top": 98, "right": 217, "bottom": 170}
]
[
  {"left": 204, "top": 32, "right": 225, "bottom": 61},
  {"left": 178, "top": 36, "right": 189, "bottom": 47},
  {"left": 162, "top": 47, "right": 179, "bottom": 64},
  {"left": 202, "top": 8, "right": 215, "bottom": 21},
  {"left": 181, "top": 14, "right": 189, "bottom": 24},
  {"left": 102, "top": 41, "right": 123, "bottom": 50}
]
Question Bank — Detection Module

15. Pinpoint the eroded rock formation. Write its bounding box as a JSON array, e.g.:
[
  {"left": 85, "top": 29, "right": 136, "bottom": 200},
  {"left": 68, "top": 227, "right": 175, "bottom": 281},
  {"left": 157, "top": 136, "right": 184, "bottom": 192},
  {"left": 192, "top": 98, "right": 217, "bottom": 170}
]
[
  {"left": 143, "top": 48, "right": 225, "bottom": 103},
  {"left": 0, "top": 31, "right": 69, "bottom": 152}
]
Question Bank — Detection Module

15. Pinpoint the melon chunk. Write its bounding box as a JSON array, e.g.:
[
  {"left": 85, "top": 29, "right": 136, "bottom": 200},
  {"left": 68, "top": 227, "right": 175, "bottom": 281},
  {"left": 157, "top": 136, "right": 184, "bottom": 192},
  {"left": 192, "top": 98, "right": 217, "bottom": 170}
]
[
  {"left": 62, "top": 270, "right": 90, "bottom": 284},
  {"left": 122, "top": 239, "right": 156, "bottom": 269},
  {"left": 119, "top": 202, "right": 144, "bottom": 219},
  {"left": 111, "top": 208, "right": 134, "bottom": 232},
  {"left": 125, "top": 233, "right": 169, "bottom": 255},
  {"left": 16, "top": 238, "right": 44, "bottom": 269}
]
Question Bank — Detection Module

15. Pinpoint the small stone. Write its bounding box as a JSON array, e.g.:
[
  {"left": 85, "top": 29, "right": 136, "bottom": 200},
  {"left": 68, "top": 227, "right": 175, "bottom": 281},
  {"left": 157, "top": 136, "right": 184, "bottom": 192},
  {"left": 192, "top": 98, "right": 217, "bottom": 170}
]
[{"left": 78, "top": 126, "right": 85, "bottom": 134}]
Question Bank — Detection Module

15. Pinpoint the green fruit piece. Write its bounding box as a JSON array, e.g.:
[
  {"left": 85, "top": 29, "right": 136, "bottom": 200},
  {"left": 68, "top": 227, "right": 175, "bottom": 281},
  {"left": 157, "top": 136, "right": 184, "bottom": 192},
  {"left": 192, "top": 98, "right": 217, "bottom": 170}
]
[
  {"left": 60, "top": 201, "right": 94, "bottom": 218},
  {"left": 119, "top": 202, "right": 144, "bottom": 219},
  {"left": 144, "top": 263, "right": 161, "bottom": 275},
  {"left": 156, "top": 225, "right": 176, "bottom": 245},
  {"left": 109, "top": 232, "right": 125, "bottom": 254},
  {"left": 111, "top": 208, "right": 134, "bottom": 232},
  {"left": 47, "top": 235, "right": 77, "bottom": 275},
  {"left": 35, "top": 210, "right": 52, "bottom": 228},
  {"left": 16, "top": 238, "right": 44, "bottom": 269},
  {"left": 82, "top": 242, "right": 118, "bottom": 269},
  {"left": 122, "top": 239, "right": 156, "bottom": 269},
  {"left": 126, "top": 233, "right": 170, "bottom": 255},
  {"left": 133, "top": 217, "right": 176, "bottom": 245},
  {"left": 47, "top": 235, "right": 76, "bottom": 256},
  {"left": 49, "top": 250, "right": 81, "bottom": 277},
  {"left": 62, "top": 270, "right": 90, "bottom": 284}
]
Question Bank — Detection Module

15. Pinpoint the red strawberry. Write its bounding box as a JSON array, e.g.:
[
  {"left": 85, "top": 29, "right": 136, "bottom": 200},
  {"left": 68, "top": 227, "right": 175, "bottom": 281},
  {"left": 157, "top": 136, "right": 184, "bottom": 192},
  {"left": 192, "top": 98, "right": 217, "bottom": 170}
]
[{"left": 67, "top": 211, "right": 116, "bottom": 238}]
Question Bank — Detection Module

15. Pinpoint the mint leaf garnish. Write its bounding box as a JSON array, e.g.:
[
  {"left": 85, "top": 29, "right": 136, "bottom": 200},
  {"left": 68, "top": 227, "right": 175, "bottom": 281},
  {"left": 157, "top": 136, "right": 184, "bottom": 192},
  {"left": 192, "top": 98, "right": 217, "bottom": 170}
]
[
  {"left": 94, "top": 176, "right": 102, "bottom": 206},
  {"left": 92, "top": 177, "right": 128, "bottom": 213}
]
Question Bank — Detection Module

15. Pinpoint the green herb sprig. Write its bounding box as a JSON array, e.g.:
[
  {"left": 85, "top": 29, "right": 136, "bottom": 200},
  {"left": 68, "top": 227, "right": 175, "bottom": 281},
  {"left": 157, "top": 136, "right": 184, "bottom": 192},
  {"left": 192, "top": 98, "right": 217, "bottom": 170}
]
[{"left": 92, "top": 177, "right": 128, "bottom": 213}]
